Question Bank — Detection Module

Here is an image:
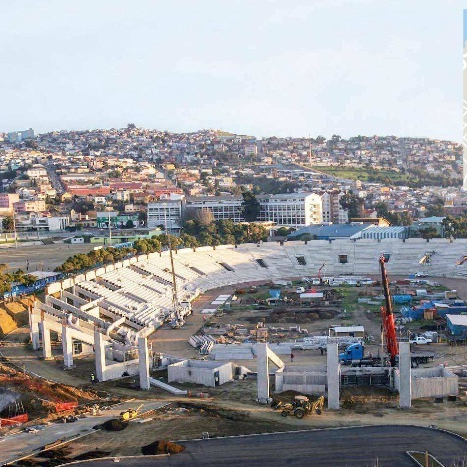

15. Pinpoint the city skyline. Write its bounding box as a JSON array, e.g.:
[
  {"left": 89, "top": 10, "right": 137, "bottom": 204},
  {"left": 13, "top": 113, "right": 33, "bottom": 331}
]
[{"left": 0, "top": 0, "right": 463, "bottom": 141}]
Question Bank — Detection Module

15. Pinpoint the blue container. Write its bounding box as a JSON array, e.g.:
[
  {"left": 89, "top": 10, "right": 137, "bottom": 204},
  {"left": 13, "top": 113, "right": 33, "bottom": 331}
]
[
  {"left": 393, "top": 295, "right": 412, "bottom": 305},
  {"left": 268, "top": 289, "right": 281, "bottom": 299}
]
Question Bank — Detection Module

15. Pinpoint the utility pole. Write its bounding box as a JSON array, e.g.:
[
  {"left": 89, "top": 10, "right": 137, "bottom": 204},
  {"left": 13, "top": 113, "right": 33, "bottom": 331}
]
[{"left": 12, "top": 209, "right": 17, "bottom": 249}]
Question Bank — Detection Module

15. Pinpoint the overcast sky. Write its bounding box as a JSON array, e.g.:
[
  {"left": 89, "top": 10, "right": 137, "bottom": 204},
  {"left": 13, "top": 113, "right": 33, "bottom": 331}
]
[{"left": 0, "top": 0, "right": 464, "bottom": 140}]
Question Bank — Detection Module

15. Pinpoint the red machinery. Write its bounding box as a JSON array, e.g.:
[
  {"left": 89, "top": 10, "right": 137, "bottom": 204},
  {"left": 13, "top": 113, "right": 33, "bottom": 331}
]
[
  {"left": 318, "top": 262, "right": 326, "bottom": 283},
  {"left": 379, "top": 255, "right": 399, "bottom": 366}
]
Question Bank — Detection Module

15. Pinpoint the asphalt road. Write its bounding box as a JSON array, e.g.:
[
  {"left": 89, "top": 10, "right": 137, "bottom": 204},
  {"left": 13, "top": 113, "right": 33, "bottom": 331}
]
[
  {"left": 55, "top": 425, "right": 467, "bottom": 467},
  {"left": 0, "top": 401, "right": 167, "bottom": 465}
]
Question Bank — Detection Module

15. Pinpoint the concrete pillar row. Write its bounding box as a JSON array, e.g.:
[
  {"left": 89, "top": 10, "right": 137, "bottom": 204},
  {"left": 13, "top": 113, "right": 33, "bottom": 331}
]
[
  {"left": 29, "top": 312, "right": 40, "bottom": 351},
  {"left": 256, "top": 343, "right": 270, "bottom": 403},
  {"left": 94, "top": 330, "right": 106, "bottom": 382},
  {"left": 399, "top": 342, "right": 412, "bottom": 408},
  {"left": 62, "top": 324, "right": 74, "bottom": 368},
  {"left": 326, "top": 342, "right": 340, "bottom": 410},
  {"left": 138, "top": 336, "right": 150, "bottom": 390},
  {"left": 40, "top": 318, "right": 52, "bottom": 360}
]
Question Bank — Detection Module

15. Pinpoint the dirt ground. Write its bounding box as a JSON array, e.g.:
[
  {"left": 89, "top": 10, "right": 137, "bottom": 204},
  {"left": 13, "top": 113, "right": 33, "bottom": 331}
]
[{"left": 3, "top": 275, "right": 467, "bottom": 463}]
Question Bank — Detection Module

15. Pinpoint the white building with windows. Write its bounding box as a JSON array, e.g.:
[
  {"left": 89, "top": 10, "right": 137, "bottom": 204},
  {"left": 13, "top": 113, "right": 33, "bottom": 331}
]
[
  {"left": 321, "top": 191, "right": 348, "bottom": 224},
  {"left": 147, "top": 200, "right": 183, "bottom": 231},
  {"left": 185, "top": 196, "right": 244, "bottom": 222},
  {"left": 183, "top": 193, "right": 322, "bottom": 229},
  {"left": 257, "top": 193, "right": 322, "bottom": 228}
]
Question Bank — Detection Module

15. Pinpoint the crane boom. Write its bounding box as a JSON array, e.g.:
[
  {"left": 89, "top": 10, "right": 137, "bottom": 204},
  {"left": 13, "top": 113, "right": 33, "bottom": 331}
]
[
  {"left": 318, "top": 262, "right": 326, "bottom": 282},
  {"left": 379, "top": 256, "right": 399, "bottom": 366}
]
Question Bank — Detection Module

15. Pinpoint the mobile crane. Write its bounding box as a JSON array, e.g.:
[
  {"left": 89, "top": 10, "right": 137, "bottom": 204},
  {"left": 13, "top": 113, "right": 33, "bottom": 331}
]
[
  {"left": 318, "top": 262, "right": 326, "bottom": 284},
  {"left": 340, "top": 256, "right": 398, "bottom": 367},
  {"left": 379, "top": 255, "right": 399, "bottom": 367},
  {"left": 340, "top": 256, "right": 434, "bottom": 367}
]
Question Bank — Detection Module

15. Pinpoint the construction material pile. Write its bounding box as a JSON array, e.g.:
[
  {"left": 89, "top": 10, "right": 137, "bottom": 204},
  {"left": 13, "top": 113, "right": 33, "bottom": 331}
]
[{"left": 142, "top": 439, "right": 185, "bottom": 455}]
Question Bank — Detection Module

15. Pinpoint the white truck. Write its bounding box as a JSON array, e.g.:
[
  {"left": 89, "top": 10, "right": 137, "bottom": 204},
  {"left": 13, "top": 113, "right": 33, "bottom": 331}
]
[{"left": 409, "top": 335, "right": 432, "bottom": 345}]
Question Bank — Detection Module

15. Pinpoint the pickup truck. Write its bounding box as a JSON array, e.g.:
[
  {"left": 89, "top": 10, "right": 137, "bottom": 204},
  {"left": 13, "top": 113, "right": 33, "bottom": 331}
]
[{"left": 409, "top": 336, "right": 432, "bottom": 345}]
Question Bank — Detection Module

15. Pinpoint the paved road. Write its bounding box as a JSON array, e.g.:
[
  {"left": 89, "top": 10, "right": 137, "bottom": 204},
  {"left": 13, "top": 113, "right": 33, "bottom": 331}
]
[
  {"left": 54, "top": 425, "right": 467, "bottom": 467},
  {"left": 0, "top": 401, "right": 167, "bottom": 465}
]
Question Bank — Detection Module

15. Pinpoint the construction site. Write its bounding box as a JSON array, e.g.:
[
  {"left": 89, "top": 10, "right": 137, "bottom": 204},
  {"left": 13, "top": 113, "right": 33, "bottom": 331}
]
[{"left": 2, "top": 239, "right": 467, "bottom": 466}]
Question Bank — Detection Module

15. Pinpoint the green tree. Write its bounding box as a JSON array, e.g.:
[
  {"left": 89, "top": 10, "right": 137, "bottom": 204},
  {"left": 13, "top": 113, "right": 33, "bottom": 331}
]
[
  {"left": 125, "top": 219, "right": 135, "bottom": 229},
  {"left": 2, "top": 216, "right": 14, "bottom": 232},
  {"left": 425, "top": 197, "right": 445, "bottom": 217},
  {"left": 419, "top": 227, "right": 440, "bottom": 239},
  {"left": 241, "top": 191, "right": 261, "bottom": 222},
  {"left": 339, "top": 192, "right": 363, "bottom": 220}
]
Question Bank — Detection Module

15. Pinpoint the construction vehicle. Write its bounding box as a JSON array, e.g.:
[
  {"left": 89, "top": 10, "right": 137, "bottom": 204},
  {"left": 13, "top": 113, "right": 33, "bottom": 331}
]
[
  {"left": 339, "top": 343, "right": 385, "bottom": 366},
  {"left": 318, "top": 262, "right": 326, "bottom": 285},
  {"left": 339, "top": 341, "right": 433, "bottom": 368},
  {"left": 119, "top": 404, "right": 143, "bottom": 421},
  {"left": 277, "top": 395, "right": 325, "bottom": 419}
]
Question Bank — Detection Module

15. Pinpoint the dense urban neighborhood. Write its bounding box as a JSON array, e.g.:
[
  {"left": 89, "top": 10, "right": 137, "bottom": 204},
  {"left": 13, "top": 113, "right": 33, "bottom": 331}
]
[{"left": 0, "top": 126, "right": 464, "bottom": 247}]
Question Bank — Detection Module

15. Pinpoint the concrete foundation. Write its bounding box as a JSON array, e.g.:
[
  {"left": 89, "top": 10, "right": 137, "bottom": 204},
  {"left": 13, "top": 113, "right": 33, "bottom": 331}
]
[
  {"left": 168, "top": 360, "right": 235, "bottom": 387},
  {"left": 138, "top": 336, "right": 150, "bottom": 390},
  {"left": 275, "top": 365, "right": 327, "bottom": 395},
  {"left": 326, "top": 342, "right": 340, "bottom": 409}
]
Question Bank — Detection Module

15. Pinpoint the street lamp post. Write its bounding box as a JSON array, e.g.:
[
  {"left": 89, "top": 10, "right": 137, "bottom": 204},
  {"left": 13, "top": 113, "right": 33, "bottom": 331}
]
[
  {"left": 108, "top": 207, "right": 112, "bottom": 246},
  {"left": 12, "top": 209, "right": 17, "bottom": 249}
]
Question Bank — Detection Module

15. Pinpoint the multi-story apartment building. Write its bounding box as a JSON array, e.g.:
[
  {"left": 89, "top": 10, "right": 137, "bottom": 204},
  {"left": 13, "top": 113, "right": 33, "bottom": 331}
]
[
  {"left": 185, "top": 196, "right": 244, "bottom": 222},
  {"left": 7, "top": 128, "right": 34, "bottom": 143},
  {"left": 26, "top": 165, "right": 47, "bottom": 178},
  {"left": 147, "top": 200, "right": 183, "bottom": 231},
  {"left": 257, "top": 193, "right": 322, "bottom": 228},
  {"left": 321, "top": 191, "right": 348, "bottom": 224},
  {"left": 14, "top": 199, "right": 46, "bottom": 213},
  {"left": 0, "top": 193, "right": 19, "bottom": 214}
]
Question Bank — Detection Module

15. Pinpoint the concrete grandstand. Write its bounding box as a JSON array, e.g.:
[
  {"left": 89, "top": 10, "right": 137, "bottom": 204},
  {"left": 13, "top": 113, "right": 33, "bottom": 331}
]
[{"left": 28, "top": 238, "right": 467, "bottom": 392}]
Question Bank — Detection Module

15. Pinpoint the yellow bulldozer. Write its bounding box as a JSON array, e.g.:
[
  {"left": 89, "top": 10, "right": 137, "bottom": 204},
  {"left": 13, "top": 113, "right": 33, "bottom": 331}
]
[
  {"left": 276, "top": 395, "right": 324, "bottom": 419},
  {"left": 119, "top": 404, "right": 144, "bottom": 422}
]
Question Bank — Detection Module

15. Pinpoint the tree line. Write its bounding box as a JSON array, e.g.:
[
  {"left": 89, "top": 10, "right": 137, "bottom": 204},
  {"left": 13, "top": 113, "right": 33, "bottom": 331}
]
[
  {"left": 55, "top": 222, "right": 268, "bottom": 275},
  {"left": 0, "top": 265, "right": 37, "bottom": 296}
]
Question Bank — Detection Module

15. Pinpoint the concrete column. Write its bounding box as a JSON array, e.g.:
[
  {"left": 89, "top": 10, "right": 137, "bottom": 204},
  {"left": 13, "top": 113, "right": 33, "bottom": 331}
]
[
  {"left": 326, "top": 342, "right": 340, "bottom": 410},
  {"left": 62, "top": 324, "right": 74, "bottom": 368},
  {"left": 138, "top": 336, "right": 150, "bottom": 390},
  {"left": 94, "top": 330, "right": 106, "bottom": 382},
  {"left": 40, "top": 318, "right": 52, "bottom": 360},
  {"left": 29, "top": 312, "right": 40, "bottom": 351},
  {"left": 399, "top": 341, "right": 411, "bottom": 408},
  {"left": 256, "top": 343, "right": 270, "bottom": 403}
]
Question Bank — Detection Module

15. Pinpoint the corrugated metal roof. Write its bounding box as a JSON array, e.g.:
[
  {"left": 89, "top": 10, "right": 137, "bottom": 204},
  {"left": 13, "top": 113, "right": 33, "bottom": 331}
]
[{"left": 446, "top": 314, "right": 467, "bottom": 326}]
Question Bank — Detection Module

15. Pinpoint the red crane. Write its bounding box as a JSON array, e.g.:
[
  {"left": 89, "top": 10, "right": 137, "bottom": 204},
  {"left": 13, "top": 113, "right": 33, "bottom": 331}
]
[
  {"left": 318, "top": 262, "right": 326, "bottom": 283},
  {"left": 379, "top": 255, "right": 399, "bottom": 366}
]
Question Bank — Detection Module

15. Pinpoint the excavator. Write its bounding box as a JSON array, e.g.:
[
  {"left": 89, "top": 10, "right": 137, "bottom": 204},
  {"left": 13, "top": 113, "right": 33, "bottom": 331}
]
[
  {"left": 318, "top": 262, "right": 326, "bottom": 284},
  {"left": 379, "top": 255, "right": 399, "bottom": 367},
  {"left": 276, "top": 395, "right": 325, "bottom": 419}
]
